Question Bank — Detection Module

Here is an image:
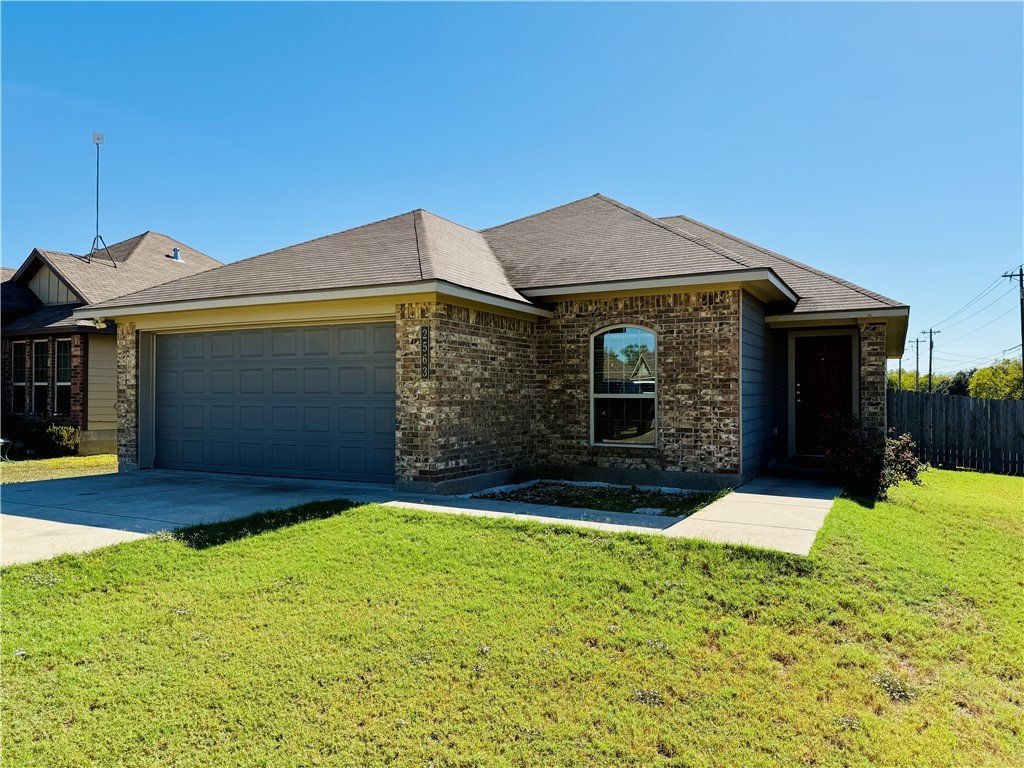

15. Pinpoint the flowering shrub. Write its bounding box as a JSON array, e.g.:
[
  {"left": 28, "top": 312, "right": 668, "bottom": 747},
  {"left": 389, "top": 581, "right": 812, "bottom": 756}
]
[{"left": 823, "top": 413, "right": 927, "bottom": 499}]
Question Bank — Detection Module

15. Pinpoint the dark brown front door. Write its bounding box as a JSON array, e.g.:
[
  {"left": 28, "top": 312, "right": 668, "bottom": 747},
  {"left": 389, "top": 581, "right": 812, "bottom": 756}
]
[{"left": 794, "top": 334, "right": 854, "bottom": 455}]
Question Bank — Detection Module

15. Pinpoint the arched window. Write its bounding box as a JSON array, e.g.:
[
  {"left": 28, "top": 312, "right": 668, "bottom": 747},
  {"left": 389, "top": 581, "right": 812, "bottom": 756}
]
[{"left": 591, "top": 326, "right": 657, "bottom": 446}]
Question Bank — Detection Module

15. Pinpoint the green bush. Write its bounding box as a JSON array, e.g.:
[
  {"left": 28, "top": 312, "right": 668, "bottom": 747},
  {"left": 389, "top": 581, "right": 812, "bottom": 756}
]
[
  {"left": 46, "top": 424, "right": 80, "bottom": 455},
  {"left": 0, "top": 417, "right": 80, "bottom": 459},
  {"left": 823, "top": 413, "right": 927, "bottom": 500}
]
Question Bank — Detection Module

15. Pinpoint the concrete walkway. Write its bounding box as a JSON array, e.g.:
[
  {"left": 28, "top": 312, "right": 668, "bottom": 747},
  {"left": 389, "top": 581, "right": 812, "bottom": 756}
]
[
  {"left": 661, "top": 476, "right": 841, "bottom": 555},
  {"left": 1, "top": 470, "right": 839, "bottom": 566}
]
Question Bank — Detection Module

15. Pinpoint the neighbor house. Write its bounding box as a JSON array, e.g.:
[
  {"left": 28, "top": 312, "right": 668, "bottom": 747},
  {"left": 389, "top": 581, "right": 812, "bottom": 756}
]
[
  {"left": 74, "top": 195, "right": 909, "bottom": 491},
  {"left": 1, "top": 233, "right": 220, "bottom": 454}
]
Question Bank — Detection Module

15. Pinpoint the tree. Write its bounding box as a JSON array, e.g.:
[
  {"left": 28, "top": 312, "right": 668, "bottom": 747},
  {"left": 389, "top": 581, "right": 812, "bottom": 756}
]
[
  {"left": 933, "top": 369, "right": 975, "bottom": 397},
  {"left": 886, "top": 369, "right": 950, "bottom": 393},
  {"left": 969, "top": 358, "right": 1024, "bottom": 400}
]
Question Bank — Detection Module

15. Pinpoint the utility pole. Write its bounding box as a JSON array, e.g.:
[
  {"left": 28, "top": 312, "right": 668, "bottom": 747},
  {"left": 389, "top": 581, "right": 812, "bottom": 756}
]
[
  {"left": 909, "top": 337, "right": 923, "bottom": 392},
  {"left": 923, "top": 329, "right": 941, "bottom": 393},
  {"left": 898, "top": 357, "right": 903, "bottom": 391},
  {"left": 1002, "top": 265, "right": 1024, "bottom": 365}
]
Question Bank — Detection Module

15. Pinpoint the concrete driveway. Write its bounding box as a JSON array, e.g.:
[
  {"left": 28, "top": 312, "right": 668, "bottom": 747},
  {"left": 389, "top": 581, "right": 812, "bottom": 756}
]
[{"left": 1, "top": 470, "right": 396, "bottom": 566}]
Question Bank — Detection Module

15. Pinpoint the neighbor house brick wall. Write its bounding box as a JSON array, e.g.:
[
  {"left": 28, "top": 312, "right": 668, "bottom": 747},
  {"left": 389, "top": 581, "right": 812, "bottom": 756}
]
[
  {"left": 0, "top": 334, "right": 87, "bottom": 429},
  {"left": 396, "top": 301, "right": 538, "bottom": 486},
  {"left": 858, "top": 320, "right": 887, "bottom": 436},
  {"left": 536, "top": 290, "right": 742, "bottom": 476},
  {"left": 116, "top": 321, "right": 139, "bottom": 469}
]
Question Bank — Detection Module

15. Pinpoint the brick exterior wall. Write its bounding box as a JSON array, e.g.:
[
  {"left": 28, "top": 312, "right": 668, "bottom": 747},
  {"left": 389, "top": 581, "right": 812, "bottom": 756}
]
[
  {"left": 395, "top": 301, "right": 537, "bottom": 486},
  {"left": 858, "top": 321, "right": 888, "bottom": 436},
  {"left": 116, "top": 321, "right": 139, "bottom": 469},
  {"left": 0, "top": 333, "right": 87, "bottom": 431},
  {"left": 536, "top": 290, "right": 742, "bottom": 476}
]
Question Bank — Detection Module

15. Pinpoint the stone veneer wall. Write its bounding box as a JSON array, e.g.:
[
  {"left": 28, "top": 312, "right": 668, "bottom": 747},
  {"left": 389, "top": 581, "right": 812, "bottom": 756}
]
[
  {"left": 535, "top": 290, "right": 742, "bottom": 478},
  {"left": 858, "top": 321, "right": 888, "bottom": 436},
  {"left": 395, "top": 301, "right": 537, "bottom": 487},
  {"left": 116, "top": 321, "right": 139, "bottom": 469}
]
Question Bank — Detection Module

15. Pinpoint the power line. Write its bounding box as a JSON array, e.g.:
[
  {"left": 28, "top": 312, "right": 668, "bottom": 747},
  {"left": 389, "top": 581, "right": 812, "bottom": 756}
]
[
  {"left": 935, "top": 286, "right": 1016, "bottom": 331},
  {"left": 932, "top": 274, "right": 1006, "bottom": 328},
  {"left": 942, "top": 304, "right": 1018, "bottom": 345}
]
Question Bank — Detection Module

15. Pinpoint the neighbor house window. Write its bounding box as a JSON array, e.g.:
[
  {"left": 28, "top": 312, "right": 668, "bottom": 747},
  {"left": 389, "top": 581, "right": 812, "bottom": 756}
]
[
  {"left": 32, "top": 340, "right": 48, "bottom": 414},
  {"left": 591, "top": 326, "right": 657, "bottom": 446},
  {"left": 11, "top": 342, "right": 26, "bottom": 414},
  {"left": 55, "top": 339, "right": 72, "bottom": 416}
]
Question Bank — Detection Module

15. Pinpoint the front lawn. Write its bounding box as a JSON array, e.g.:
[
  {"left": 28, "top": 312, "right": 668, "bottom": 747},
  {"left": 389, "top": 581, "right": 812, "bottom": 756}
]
[
  {"left": 2, "top": 469, "right": 1021, "bottom": 766},
  {"left": 0, "top": 454, "right": 118, "bottom": 484}
]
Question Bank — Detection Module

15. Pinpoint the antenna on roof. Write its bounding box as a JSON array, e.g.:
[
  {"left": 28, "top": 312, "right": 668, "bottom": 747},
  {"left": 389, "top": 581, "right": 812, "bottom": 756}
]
[{"left": 85, "top": 132, "right": 116, "bottom": 268}]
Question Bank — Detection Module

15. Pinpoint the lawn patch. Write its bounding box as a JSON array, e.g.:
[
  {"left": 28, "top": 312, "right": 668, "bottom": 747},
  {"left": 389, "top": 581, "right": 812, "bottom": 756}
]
[
  {"left": 0, "top": 454, "right": 118, "bottom": 484},
  {"left": 475, "top": 480, "right": 725, "bottom": 517},
  {"left": 2, "top": 470, "right": 1022, "bottom": 767}
]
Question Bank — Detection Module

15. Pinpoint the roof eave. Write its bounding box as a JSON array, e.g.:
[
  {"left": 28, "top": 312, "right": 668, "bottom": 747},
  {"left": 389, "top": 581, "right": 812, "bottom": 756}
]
[
  {"left": 518, "top": 268, "right": 798, "bottom": 304},
  {"left": 765, "top": 306, "right": 911, "bottom": 358},
  {"left": 74, "top": 280, "right": 552, "bottom": 321}
]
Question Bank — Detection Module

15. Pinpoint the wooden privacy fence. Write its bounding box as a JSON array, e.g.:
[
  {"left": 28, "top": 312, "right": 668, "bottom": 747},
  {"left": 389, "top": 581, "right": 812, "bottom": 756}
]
[{"left": 887, "top": 390, "right": 1024, "bottom": 476}]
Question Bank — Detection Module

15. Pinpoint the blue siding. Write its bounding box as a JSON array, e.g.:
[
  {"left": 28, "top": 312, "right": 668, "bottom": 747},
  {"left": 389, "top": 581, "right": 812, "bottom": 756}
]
[{"left": 741, "top": 292, "right": 775, "bottom": 473}]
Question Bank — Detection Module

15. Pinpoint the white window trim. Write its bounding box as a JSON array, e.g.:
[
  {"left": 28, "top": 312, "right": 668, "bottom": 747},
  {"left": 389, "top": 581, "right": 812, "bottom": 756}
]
[
  {"left": 54, "top": 338, "right": 72, "bottom": 415},
  {"left": 589, "top": 324, "right": 658, "bottom": 449},
  {"left": 31, "top": 339, "right": 49, "bottom": 415}
]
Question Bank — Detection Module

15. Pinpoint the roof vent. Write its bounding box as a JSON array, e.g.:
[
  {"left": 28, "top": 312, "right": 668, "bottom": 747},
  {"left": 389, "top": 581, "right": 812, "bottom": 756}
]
[{"left": 166, "top": 247, "right": 181, "bottom": 261}]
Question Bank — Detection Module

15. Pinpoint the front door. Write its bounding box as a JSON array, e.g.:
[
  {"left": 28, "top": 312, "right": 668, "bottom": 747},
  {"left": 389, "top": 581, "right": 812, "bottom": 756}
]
[{"left": 794, "top": 334, "right": 854, "bottom": 455}]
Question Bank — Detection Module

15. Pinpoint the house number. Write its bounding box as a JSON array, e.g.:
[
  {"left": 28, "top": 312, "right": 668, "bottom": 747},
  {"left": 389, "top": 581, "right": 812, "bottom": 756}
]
[{"left": 420, "top": 326, "right": 430, "bottom": 379}]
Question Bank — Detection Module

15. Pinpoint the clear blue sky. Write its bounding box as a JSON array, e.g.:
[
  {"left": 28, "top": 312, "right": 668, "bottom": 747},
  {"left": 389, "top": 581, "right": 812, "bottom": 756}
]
[{"left": 3, "top": 2, "right": 1021, "bottom": 372}]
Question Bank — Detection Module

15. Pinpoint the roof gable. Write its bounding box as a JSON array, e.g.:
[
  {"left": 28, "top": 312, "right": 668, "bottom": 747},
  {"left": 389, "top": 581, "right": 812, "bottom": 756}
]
[{"left": 10, "top": 232, "right": 221, "bottom": 305}]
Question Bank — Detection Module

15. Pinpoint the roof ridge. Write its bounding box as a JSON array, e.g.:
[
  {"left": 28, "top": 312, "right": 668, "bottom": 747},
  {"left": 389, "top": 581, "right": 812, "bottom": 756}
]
[
  {"left": 664, "top": 213, "right": 903, "bottom": 307},
  {"left": 418, "top": 209, "right": 524, "bottom": 298},
  {"left": 412, "top": 209, "right": 428, "bottom": 280},
  {"left": 481, "top": 193, "right": 604, "bottom": 232},
  {"left": 142, "top": 230, "right": 220, "bottom": 264},
  {"left": 594, "top": 195, "right": 756, "bottom": 270}
]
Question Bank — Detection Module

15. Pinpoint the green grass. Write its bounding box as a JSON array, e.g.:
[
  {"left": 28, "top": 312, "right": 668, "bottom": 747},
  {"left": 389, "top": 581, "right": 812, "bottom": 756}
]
[
  {"left": 2, "top": 469, "right": 1022, "bottom": 766},
  {"left": 476, "top": 480, "right": 726, "bottom": 517},
  {"left": 0, "top": 454, "right": 118, "bottom": 484}
]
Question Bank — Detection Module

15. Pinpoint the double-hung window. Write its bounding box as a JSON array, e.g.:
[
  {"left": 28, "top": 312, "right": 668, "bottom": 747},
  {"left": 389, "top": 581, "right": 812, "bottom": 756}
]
[
  {"left": 11, "top": 342, "right": 27, "bottom": 414},
  {"left": 591, "top": 326, "right": 657, "bottom": 446},
  {"left": 55, "top": 339, "right": 72, "bottom": 416},
  {"left": 32, "top": 340, "right": 49, "bottom": 415}
]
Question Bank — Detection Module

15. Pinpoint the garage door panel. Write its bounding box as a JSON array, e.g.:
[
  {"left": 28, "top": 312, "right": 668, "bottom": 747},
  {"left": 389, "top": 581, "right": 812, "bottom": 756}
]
[{"left": 154, "top": 322, "right": 396, "bottom": 482}]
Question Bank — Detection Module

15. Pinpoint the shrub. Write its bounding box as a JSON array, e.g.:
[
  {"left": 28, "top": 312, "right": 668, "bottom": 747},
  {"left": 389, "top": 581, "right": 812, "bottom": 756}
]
[
  {"left": 0, "top": 417, "right": 79, "bottom": 458},
  {"left": 46, "top": 424, "right": 81, "bottom": 455},
  {"left": 823, "top": 413, "right": 927, "bottom": 500},
  {"left": 881, "top": 429, "right": 927, "bottom": 493}
]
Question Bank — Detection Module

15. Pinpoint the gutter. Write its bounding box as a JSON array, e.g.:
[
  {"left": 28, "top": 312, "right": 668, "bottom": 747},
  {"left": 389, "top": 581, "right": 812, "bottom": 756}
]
[
  {"left": 73, "top": 279, "right": 554, "bottom": 321},
  {"left": 519, "top": 268, "right": 798, "bottom": 304}
]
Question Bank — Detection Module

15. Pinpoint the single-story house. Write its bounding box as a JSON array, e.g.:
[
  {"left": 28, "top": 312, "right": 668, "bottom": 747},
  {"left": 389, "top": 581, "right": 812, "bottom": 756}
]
[
  {"left": 75, "top": 195, "right": 909, "bottom": 492},
  {"left": 1, "top": 233, "right": 220, "bottom": 453}
]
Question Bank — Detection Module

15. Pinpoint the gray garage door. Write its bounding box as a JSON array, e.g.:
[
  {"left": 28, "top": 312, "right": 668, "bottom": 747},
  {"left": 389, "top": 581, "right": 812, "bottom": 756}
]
[{"left": 154, "top": 322, "right": 396, "bottom": 483}]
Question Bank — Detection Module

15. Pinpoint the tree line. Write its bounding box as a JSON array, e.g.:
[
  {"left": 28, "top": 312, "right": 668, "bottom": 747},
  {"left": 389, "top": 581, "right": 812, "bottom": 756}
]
[{"left": 887, "top": 358, "right": 1023, "bottom": 399}]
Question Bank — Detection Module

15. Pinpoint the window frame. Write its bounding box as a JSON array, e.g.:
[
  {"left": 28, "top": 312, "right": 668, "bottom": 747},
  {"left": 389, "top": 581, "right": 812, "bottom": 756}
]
[
  {"left": 589, "top": 324, "right": 658, "bottom": 448},
  {"left": 54, "top": 338, "right": 73, "bottom": 416},
  {"left": 31, "top": 339, "right": 49, "bottom": 415},
  {"left": 11, "top": 341, "right": 27, "bottom": 414}
]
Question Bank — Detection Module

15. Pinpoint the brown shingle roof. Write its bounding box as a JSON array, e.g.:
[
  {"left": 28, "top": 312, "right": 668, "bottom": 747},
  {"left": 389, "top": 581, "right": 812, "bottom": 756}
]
[
  {"left": 1, "top": 268, "right": 41, "bottom": 318},
  {"left": 24, "top": 231, "right": 221, "bottom": 305},
  {"left": 660, "top": 214, "right": 905, "bottom": 314},
  {"left": 482, "top": 194, "right": 759, "bottom": 289},
  {"left": 80, "top": 194, "right": 906, "bottom": 318},
  {"left": 87, "top": 210, "right": 530, "bottom": 311}
]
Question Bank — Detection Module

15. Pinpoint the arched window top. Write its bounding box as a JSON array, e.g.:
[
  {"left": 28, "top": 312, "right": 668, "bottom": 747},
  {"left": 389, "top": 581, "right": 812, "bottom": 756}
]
[
  {"left": 591, "top": 326, "right": 657, "bottom": 395},
  {"left": 591, "top": 326, "right": 657, "bottom": 446}
]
